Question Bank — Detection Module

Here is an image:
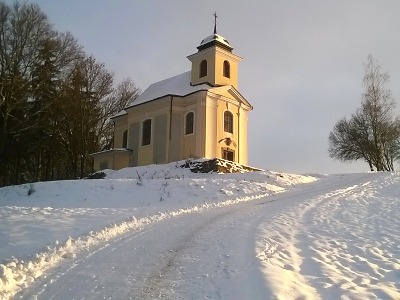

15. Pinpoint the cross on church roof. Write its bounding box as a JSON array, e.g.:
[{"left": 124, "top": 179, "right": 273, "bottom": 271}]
[{"left": 213, "top": 11, "right": 218, "bottom": 34}]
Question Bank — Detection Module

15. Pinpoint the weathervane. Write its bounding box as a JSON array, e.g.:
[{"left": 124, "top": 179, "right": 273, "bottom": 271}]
[{"left": 213, "top": 11, "right": 218, "bottom": 34}]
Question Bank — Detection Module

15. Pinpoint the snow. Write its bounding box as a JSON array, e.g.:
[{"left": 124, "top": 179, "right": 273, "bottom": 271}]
[
  {"left": 111, "top": 109, "right": 127, "bottom": 119},
  {"left": 256, "top": 174, "right": 400, "bottom": 299},
  {"left": 128, "top": 71, "right": 212, "bottom": 107},
  {"left": 0, "top": 161, "right": 399, "bottom": 299},
  {"left": 199, "top": 33, "right": 232, "bottom": 50}
]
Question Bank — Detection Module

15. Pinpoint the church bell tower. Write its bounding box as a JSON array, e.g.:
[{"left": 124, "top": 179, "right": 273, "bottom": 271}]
[{"left": 187, "top": 13, "right": 242, "bottom": 89}]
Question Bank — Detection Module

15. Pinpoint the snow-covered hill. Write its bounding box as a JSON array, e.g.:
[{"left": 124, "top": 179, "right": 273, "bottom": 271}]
[
  {"left": 0, "top": 161, "right": 315, "bottom": 299},
  {"left": 0, "top": 161, "right": 399, "bottom": 299}
]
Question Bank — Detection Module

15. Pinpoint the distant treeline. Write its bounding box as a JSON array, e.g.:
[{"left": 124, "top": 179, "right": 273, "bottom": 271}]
[{"left": 0, "top": 2, "right": 139, "bottom": 186}]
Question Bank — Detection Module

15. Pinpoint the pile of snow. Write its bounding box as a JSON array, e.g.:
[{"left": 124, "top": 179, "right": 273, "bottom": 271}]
[{"left": 0, "top": 161, "right": 316, "bottom": 299}]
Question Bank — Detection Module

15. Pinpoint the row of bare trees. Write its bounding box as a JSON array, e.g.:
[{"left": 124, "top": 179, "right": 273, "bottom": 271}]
[
  {"left": 0, "top": 2, "right": 139, "bottom": 186},
  {"left": 329, "top": 55, "right": 400, "bottom": 171}
]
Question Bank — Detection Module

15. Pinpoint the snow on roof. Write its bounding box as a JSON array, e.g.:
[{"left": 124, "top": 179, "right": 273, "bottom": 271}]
[
  {"left": 128, "top": 71, "right": 212, "bottom": 108},
  {"left": 200, "top": 34, "right": 231, "bottom": 48},
  {"left": 111, "top": 109, "right": 127, "bottom": 119},
  {"left": 90, "top": 148, "right": 130, "bottom": 156}
]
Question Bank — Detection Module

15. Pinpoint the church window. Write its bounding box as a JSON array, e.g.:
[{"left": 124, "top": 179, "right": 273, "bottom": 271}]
[
  {"left": 223, "top": 60, "right": 230, "bottom": 78},
  {"left": 185, "top": 112, "right": 194, "bottom": 135},
  {"left": 122, "top": 130, "right": 128, "bottom": 148},
  {"left": 222, "top": 149, "right": 234, "bottom": 162},
  {"left": 224, "top": 111, "right": 233, "bottom": 133},
  {"left": 200, "top": 60, "right": 207, "bottom": 78},
  {"left": 142, "top": 119, "right": 151, "bottom": 146}
]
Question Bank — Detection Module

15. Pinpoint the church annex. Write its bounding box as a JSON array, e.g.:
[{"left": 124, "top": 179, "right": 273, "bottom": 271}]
[{"left": 91, "top": 22, "right": 253, "bottom": 171}]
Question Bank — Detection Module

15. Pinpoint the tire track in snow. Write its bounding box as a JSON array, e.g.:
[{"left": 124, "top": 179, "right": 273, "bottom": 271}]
[
  {"left": 18, "top": 197, "right": 276, "bottom": 300},
  {"left": 12, "top": 193, "right": 271, "bottom": 300},
  {"left": 135, "top": 195, "right": 281, "bottom": 299},
  {"left": 136, "top": 207, "right": 240, "bottom": 299},
  {"left": 256, "top": 173, "right": 400, "bottom": 299}
]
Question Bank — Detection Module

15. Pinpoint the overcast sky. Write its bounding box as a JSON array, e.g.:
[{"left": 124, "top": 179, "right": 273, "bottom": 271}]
[{"left": 19, "top": 0, "right": 400, "bottom": 174}]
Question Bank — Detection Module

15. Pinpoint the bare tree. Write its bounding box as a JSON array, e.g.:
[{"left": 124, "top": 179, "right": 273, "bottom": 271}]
[
  {"left": 99, "top": 78, "right": 140, "bottom": 150},
  {"left": 55, "top": 56, "right": 113, "bottom": 178},
  {"left": 329, "top": 56, "right": 400, "bottom": 171},
  {"left": 0, "top": 1, "right": 140, "bottom": 185}
]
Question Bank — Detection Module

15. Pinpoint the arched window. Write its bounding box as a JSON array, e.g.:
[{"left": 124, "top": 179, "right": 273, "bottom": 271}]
[
  {"left": 223, "top": 60, "right": 230, "bottom": 78},
  {"left": 224, "top": 111, "right": 233, "bottom": 133},
  {"left": 200, "top": 60, "right": 207, "bottom": 78},
  {"left": 142, "top": 119, "right": 151, "bottom": 146},
  {"left": 185, "top": 112, "right": 194, "bottom": 135},
  {"left": 122, "top": 130, "right": 128, "bottom": 148}
]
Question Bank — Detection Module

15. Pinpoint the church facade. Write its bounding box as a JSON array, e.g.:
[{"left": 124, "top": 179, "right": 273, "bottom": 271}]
[{"left": 91, "top": 28, "right": 252, "bottom": 171}]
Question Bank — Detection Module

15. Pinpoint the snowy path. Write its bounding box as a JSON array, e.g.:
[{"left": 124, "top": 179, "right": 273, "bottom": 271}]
[
  {"left": 257, "top": 172, "right": 400, "bottom": 299},
  {"left": 17, "top": 197, "right": 273, "bottom": 299},
  {"left": 13, "top": 172, "right": 400, "bottom": 299}
]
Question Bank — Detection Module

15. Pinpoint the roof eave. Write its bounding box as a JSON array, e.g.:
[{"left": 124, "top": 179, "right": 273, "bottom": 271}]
[{"left": 125, "top": 88, "right": 212, "bottom": 111}]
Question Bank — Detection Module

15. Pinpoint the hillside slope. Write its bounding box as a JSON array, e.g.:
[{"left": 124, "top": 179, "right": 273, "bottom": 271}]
[{"left": 1, "top": 163, "right": 399, "bottom": 299}]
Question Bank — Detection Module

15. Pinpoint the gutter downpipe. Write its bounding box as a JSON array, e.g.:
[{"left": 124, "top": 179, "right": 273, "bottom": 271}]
[
  {"left": 238, "top": 103, "right": 240, "bottom": 163},
  {"left": 112, "top": 121, "right": 116, "bottom": 169},
  {"left": 169, "top": 96, "right": 173, "bottom": 162}
]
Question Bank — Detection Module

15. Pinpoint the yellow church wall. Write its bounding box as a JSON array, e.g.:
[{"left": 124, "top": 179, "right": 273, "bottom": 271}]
[
  {"left": 238, "top": 106, "right": 249, "bottom": 165},
  {"left": 216, "top": 99, "right": 237, "bottom": 162},
  {"left": 214, "top": 48, "right": 240, "bottom": 89},
  {"left": 113, "top": 151, "right": 131, "bottom": 169},
  {"left": 195, "top": 96, "right": 206, "bottom": 158},
  {"left": 182, "top": 132, "right": 196, "bottom": 158},
  {"left": 93, "top": 88, "right": 250, "bottom": 171},
  {"left": 204, "top": 97, "right": 218, "bottom": 159},
  {"left": 169, "top": 93, "right": 204, "bottom": 161},
  {"left": 138, "top": 143, "right": 154, "bottom": 165},
  {"left": 92, "top": 150, "right": 130, "bottom": 171},
  {"left": 123, "top": 93, "right": 209, "bottom": 167},
  {"left": 92, "top": 152, "right": 110, "bottom": 171},
  {"left": 188, "top": 46, "right": 241, "bottom": 89},
  {"left": 113, "top": 114, "right": 128, "bottom": 148},
  {"left": 169, "top": 107, "right": 186, "bottom": 162},
  {"left": 92, "top": 114, "right": 129, "bottom": 172},
  {"left": 212, "top": 91, "right": 249, "bottom": 165},
  {"left": 125, "top": 98, "right": 171, "bottom": 166},
  {"left": 200, "top": 90, "right": 250, "bottom": 165},
  {"left": 181, "top": 106, "right": 198, "bottom": 159},
  {"left": 189, "top": 47, "right": 216, "bottom": 86}
]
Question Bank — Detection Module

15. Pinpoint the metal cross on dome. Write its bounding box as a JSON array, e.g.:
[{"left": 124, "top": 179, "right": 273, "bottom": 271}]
[{"left": 213, "top": 11, "right": 218, "bottom": 34}]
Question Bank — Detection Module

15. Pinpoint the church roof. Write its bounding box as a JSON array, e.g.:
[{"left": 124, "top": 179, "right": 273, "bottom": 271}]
[
  {"left": 197, "top": 33, "right": 233, "bottom": 52},
  {"left": 111, "top": 109, "right": 127, "bottom": 119},
  {"left": 127, "top": 71, "right": 212, "bottom": 108}
]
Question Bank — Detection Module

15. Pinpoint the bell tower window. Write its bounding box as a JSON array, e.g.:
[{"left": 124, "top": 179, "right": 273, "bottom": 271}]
[
  {"left": 200, "top": 60, "right": 207, "bottom": 78},
  {"left": 223, "top": 60, "right": 230, "bottom": 78}
]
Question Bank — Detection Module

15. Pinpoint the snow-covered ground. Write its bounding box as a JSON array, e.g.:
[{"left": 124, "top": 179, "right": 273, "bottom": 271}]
[{"left": 0, "top": 161, "right": 399, "bottom": 299}]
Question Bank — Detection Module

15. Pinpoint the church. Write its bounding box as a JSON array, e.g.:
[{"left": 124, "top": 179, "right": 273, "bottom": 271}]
[{"left": 91, "top": 21, "right": 253, "bottom": 171}]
